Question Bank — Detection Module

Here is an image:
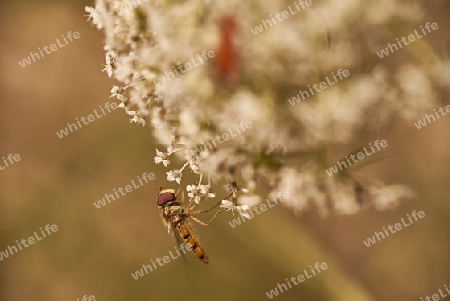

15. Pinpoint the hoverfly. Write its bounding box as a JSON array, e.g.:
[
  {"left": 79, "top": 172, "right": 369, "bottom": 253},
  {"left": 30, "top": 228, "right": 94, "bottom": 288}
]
[{"left": 157, "top": 186, "right": 226, "bottom": 264}]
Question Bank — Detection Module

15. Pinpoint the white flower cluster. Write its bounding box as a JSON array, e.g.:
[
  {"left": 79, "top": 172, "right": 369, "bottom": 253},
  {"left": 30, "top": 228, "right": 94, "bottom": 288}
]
[
  {"left": 85, "top": 0, "right": 448, "bottom": 216},
  {"left": 153, "top": 146, "right": 254, "bottom": 220}
]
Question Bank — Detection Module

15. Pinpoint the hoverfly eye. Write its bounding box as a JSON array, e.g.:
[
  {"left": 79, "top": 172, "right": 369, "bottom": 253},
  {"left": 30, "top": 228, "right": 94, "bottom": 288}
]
[{"left": 157, "top": 192, "right": 177, "bottom": 206}]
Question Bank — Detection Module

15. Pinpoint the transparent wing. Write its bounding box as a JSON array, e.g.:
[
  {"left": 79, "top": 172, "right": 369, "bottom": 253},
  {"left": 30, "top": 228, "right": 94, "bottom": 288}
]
[{"left": 174, "top": 226, "right": 188, "bottom": 263}]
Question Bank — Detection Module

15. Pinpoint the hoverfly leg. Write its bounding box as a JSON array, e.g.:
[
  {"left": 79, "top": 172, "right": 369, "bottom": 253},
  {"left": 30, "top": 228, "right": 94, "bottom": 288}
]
[
  {"left": 190, "top": 208, "right": 228, "bottom": 226},
  {"left": 179, "top": 190, "right": 185, "bottom": 205},
  {"left": 186, "top": 196, "right": 198, "bottom": 211},
  {"left": 176, "top": 184, "right": 182, "bottom": 199},
  {"left": 189, "top": 199, "right": 222, "bottom": 214},
  {"left": 189, "top": 216, "right": 209, "bottom": 226}
]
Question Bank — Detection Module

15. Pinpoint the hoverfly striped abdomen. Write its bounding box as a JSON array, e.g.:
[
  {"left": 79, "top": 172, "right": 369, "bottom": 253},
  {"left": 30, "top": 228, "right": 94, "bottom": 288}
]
[{"left": 178, "top": 223, "right": 209, "bottom": 264}]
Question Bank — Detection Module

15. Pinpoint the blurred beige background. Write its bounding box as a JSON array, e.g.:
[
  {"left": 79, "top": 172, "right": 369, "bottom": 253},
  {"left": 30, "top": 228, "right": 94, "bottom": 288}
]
[{"left": 0, "top": 1, "right": 449, "bottom": 300}]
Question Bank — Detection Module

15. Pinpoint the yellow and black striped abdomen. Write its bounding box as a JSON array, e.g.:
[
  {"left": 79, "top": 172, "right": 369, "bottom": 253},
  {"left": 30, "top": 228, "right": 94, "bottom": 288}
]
[{"left": 178, "top": 223, "right": 209, "bottom": 264}]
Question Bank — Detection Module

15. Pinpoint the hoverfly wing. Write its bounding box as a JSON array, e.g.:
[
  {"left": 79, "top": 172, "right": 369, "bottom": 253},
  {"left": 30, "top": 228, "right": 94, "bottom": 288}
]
[
  {"left": 158, "top": 208, "right": 171, "bottom": 234},
  {"left": 173, "top": 227, "right": 188, "bottom": 263}
]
